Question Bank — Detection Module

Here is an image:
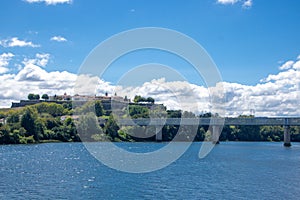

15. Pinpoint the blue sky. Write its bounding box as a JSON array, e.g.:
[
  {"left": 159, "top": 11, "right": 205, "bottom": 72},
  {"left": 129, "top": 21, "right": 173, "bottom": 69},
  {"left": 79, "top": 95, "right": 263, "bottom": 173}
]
[
  {"left": 1, "top": 0, "right": 300, "bottom": 84},
  {"left": 0, "top": 0, "right": 300, "bottom": 116}
]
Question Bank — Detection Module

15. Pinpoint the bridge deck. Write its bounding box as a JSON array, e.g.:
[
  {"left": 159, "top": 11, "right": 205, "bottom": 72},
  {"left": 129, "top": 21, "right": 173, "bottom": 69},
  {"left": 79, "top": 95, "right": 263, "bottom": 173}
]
[{"left": 116, "top": 118, "right": 300, "bottom": 126}]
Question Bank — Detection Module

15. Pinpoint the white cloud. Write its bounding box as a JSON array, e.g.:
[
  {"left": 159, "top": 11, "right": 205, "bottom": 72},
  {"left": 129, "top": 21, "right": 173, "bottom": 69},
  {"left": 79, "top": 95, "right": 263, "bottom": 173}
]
[
  {"left": 25, "top": 0, "right": 72, "bottom": 5},
  {"left": 279, "top": 60, "right": 294, "bottom": 70},
  {"left": 75, "top": 75, "right": 115, "bottom": 96},
  {"left": 292, "top": 60, "right": 300, "bottom": 70},
  {"left": 113, "top": 60, "right": 300, "bottom": 117},
  {"left": 217, "top": 0, "right": 253, "bottom": 8},
  {"left": 0, "top": 64, "right": 77, "bottom": 107},
  {"left": 0, "top": 54, "right": 299, "bottom": 117},
  {"left": 0, "top": 53, "right": 14, "bottom": 74},
  {"left": 114, "top": 56, "right": 300, "bottom": 117},
  {"left": 242, "top": 0, "right": 252, "bottom": 8},
  {"left": 0, "top": 37, "right": 39, "bottom": 48},
  {"left": 0, "top": 68, "right": 8, "bottom": 74},
  {"left": 22, "top": 53, "right": 50, "bottom": 68},
  {"left": 115, "top": 78, "right": 211, "bottom": 113},
  {"left": 217, "top": 0, "right": 239, "bottom": 5},
  {"left": 36, "top": 53, "right": 50, "bottom": 67},
  {"left": 50, "top": 36, "right": 67, "bottom": 42}
]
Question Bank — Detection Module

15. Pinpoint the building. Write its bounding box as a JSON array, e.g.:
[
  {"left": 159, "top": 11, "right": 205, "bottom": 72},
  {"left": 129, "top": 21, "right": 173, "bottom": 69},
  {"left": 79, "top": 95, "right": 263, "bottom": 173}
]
[{"left": 11, "top": 93, "right": 130, "bottom": 109}]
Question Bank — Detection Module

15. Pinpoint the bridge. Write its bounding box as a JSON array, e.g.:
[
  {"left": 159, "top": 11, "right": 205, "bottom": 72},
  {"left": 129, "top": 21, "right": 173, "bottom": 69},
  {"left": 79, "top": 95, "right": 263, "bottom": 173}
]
[{"left": 114, "top": 117, "right": 300, "bottom": 147}]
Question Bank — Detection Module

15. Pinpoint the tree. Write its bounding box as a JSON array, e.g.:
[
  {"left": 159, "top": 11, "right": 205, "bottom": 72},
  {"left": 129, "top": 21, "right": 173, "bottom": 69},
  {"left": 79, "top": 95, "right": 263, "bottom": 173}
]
[
  {"left": 6, "top": 111, "right": 20, "bottom": 124},
  {"left": 34, "top": 94, "right": 40, "bottom": 100},
  {"left": 35, "top": 119, "right": 45, "bottom": 141},
  {"left": 182, "top": 111, "right": 196, "bottom": 118},
  {"left": 95, "top": 101, "right": 104, "bottom": 117},
  {"left": 62, "top": 102, "right": 72, "bottom": 111},
  {"left": 147, "top": 97, "right": 155, "bottom": 104},
  {"left": 41, "top": 94, "right": 49, "bottom": 100},
  {"left": 105, "top": 114, "right": 119, "bottom": 139},
  {"left": 133, "top": 95, "right": 143, "bottom": 103},
  {"left": 199, "top": 112, "right": 212, "bottom": 118},
  {"left": 260, "top": 126, "right": 283, "bottom": 141},
  {"left": 74, "top": 101, "right": 104, "bottom": 117},
  {"left": 35, "top": 102, "right": 66, "bottom": 117},
  {"left": 128, "top": 105, "right": 150, "bottom": 118},
  {"left": 195, "top": 127, "right": 206, "bottom": 141},
  {"left": 0, "top": 125, "right": 10, "bottom": 144},
  {"left": 167, "top": 110, "right": 182, "bottom": 118},
  {"left": 28, "top": 93, "right": 40, "bottom": 100},
  {"left": 133, "top": 95, "right": 155, "bottom": 103},
  {"left": 21, "top": 107, "right": 39, "bottom": 141},
  {"left": 236, "top": 125, "right": 261, "bottom": 141},
  {"left": 28, "top": 93, "right": 35, "bottom": 100},
  {"left": 77, "top": 112, "right": 105, "bottom": 141},
  {"left": 234, "top": 115, "right": 261, "bottom": 141},
  {"left": 150, "top": 105, "right": 167, "bottom": 118}
]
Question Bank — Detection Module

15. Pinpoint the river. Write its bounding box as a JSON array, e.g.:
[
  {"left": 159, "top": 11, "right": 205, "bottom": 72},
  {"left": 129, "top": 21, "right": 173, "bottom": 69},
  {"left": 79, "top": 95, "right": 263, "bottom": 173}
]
[{"left": 1, "top": 142, "right": 300, "bottom": 199}]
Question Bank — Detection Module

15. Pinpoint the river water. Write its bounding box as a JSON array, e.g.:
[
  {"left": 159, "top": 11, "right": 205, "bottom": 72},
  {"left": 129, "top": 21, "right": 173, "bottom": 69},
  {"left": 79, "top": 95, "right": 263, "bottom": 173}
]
[{"left": 1, "top": 142, "right": 300, "bottom": 199}]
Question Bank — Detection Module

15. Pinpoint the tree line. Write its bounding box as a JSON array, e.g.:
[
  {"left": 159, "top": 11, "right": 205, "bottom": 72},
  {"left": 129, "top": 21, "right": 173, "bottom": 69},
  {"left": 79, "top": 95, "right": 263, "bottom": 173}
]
[{"left": 1, "top": 99, "right": 300, "bottom": 144}]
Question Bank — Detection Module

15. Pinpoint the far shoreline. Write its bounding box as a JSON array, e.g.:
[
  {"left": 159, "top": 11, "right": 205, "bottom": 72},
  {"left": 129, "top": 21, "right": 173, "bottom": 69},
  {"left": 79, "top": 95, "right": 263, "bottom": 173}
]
[{"left": 1, "top": 140, "right": 297, "bottom": 146}]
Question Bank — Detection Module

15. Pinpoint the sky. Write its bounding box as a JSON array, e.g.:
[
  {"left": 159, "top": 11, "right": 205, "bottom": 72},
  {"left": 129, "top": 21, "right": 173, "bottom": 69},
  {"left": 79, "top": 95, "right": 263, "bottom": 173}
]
[{"left": 0, "top": 0, "right": 300, "bottom": 116}]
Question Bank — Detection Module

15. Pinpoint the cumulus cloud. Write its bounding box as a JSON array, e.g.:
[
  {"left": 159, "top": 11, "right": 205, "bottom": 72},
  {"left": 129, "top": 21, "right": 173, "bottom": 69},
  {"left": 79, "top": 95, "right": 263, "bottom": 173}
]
[
  {"left": 114, "top": 78, "right": 211, "bottom": 114},
  {"left": 0, "top": 54, "right": 299, "bottom": 117},
  {"left": 0, "top": 37, "right": 39, "bottom": 48},
  {"left": 74, "top": 74, "right": 115, "bottom": 96},
  {"left": 115, "top": 58, "right": 300, "bottom": 117},
  {"left": 0, "top": 64, "right": 77, "bottom": 107},
  {"left": 0, "top": 53, "right": 14, "bottom": 74},
  {"left": 50, "top": 36, "right": 67, "bottom": 42},
  {"left": 25, "top": 0, "right": 72, "bottom": 5},
  {"left": 226, "top": 59, "right": 300, "bottom": 116},
  {"left": 22, "top": 53, "right": 50, "bottom": 67}
]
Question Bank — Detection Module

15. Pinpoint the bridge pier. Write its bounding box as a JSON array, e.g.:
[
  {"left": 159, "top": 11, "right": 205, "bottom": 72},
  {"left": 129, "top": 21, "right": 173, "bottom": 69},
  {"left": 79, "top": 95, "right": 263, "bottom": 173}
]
[
  {"left": 212, "top": 125, "right": 222, "bottom": 144},
  {"left": 284, "top": 125, "right": 291, "bottom": 147},
  {"left": 155, "top": 126, "right": 162, "bottom": 141}
]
